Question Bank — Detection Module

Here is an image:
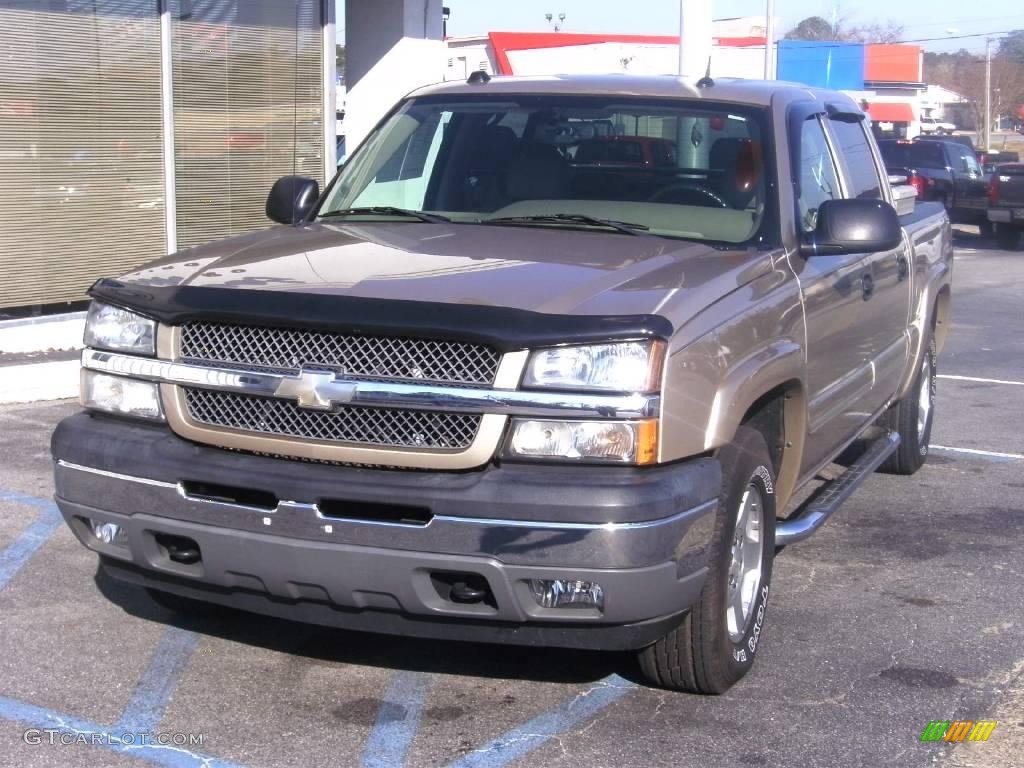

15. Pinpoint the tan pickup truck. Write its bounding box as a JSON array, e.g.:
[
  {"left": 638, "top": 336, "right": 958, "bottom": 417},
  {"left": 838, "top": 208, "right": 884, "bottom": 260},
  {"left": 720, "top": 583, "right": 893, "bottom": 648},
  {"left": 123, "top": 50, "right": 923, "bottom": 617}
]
[{"left": 53, "top": 74, "right": 952, "bottom": 693}]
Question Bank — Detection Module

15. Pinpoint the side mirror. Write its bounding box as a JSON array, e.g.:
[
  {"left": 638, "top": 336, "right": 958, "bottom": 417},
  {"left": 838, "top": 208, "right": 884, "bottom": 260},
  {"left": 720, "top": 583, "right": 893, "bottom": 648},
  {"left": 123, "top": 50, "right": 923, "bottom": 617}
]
[
  {"left": 800, "top": 199, "right": 902, "bottom": 257},
  {"left": 266, "top": 176, "right": 320, "bottom": 225}
]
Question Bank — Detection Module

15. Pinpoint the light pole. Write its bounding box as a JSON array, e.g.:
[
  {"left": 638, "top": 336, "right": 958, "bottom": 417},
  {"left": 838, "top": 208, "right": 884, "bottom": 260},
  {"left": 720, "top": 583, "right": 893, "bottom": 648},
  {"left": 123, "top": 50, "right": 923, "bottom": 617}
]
[
  {"left": 764, "top": 0, "right": 775, "bottom": 80},
  {"left": 984, "top": 37, "right": 992, "bottom": 150},
  {"left": 678, "top": 1, "right": 712, "bottom": 81}
]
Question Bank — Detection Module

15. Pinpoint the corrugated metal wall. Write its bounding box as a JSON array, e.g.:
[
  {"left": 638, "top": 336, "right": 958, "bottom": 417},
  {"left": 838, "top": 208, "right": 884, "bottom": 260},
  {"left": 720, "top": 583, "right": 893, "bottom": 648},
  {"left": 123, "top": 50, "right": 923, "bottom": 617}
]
[
  {"left": 0, "top": 0, "right": 326, "bottom": 309},
  {"left": 0, "top": 2, "right": 166, "bottom": 308},
  {"left": 169, "top": 0, "right": 324, "bottom": 250}
]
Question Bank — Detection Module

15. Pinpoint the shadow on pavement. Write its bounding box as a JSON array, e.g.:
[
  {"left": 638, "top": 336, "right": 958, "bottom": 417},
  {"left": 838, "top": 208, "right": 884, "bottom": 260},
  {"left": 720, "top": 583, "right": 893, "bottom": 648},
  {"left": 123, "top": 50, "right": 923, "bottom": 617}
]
[{"left": 94, "top": 562, "right": 648, "bottom": 686}]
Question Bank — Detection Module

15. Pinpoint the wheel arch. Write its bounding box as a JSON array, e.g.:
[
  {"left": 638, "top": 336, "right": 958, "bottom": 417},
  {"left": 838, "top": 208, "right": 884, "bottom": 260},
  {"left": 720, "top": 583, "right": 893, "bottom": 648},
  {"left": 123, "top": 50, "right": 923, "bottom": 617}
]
[
  {"left": 702, "top": 340, "right": 806, "bottom": 512},
  {"left": 735, "top": 380, "right": 806, "bottom": 512}
]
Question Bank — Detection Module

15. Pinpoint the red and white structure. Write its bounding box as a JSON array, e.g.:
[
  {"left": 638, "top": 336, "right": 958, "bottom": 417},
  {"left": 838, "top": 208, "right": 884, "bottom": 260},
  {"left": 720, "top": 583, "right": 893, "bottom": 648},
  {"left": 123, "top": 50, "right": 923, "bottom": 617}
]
[{"left": 446, "top": 21, "right": 768, "bottom": 82}]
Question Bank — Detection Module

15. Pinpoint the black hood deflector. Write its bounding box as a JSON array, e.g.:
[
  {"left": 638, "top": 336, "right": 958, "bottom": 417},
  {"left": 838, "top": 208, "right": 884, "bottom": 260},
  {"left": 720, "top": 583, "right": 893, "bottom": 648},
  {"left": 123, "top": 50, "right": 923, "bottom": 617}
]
[{"left": 89, "top": 279, "right": 674, "bottom": 352}]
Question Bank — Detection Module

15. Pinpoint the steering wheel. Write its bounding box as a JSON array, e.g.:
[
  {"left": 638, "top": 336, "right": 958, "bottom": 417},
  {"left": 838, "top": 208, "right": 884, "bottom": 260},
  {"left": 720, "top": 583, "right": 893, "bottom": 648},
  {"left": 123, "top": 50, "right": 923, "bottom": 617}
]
[{"left": 648, "top": 184, "right": 728, "bottom": 208}]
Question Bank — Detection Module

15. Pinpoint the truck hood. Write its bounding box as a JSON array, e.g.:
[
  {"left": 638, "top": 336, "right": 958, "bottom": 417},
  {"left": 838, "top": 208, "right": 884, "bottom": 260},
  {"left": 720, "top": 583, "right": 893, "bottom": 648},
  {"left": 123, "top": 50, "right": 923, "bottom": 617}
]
[{"left": 120, "top": 221, "right": 773, "bottom": 319}]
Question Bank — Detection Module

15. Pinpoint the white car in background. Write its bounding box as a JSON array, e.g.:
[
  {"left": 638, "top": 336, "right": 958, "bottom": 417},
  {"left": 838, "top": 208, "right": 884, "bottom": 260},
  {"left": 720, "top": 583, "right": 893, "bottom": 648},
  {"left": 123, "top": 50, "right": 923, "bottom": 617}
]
[{"left": 919, "top": 115, "right": 957, "bottom": 135}]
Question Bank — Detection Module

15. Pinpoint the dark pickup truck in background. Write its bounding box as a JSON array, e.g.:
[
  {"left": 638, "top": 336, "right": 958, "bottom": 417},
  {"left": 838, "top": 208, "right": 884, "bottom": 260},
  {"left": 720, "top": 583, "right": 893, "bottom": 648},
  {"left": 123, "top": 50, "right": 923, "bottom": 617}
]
[
  {"left": 988, "top": 162, "right": 1024, "bottom": 250},
  {"left": 879, "top": 138, "right": 989, "bottom": 231}
]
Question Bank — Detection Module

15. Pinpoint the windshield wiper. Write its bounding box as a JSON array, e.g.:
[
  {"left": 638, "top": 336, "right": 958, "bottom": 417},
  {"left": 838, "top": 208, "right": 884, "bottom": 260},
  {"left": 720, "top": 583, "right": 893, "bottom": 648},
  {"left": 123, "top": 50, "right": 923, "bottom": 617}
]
[
  {"left": 319, "top": 206, "right": 451, "bottom": 223},
  {"left": 481, "top": 214, "right": 650, "bottom": 236}
]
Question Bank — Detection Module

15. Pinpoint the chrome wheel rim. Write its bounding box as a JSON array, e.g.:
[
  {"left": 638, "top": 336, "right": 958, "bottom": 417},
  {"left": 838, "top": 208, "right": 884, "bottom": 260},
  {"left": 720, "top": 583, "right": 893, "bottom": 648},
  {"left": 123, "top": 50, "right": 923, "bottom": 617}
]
[
  {"left": 726, "top": 483, "right": 764, "bottom": 643},
  {"left": 917, "top": 355, "right": 932, "bottom": 441}
]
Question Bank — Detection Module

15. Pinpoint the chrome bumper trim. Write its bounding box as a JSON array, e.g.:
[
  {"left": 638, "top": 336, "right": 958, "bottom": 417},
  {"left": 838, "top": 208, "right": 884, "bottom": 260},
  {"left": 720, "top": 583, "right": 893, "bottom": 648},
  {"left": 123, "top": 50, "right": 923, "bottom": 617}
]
[
  {"left": 55, "top": 459, "right": 708, "bottom": 532},
  {"left": 81, "top": 348, "right": 660, "bottom": 420}
]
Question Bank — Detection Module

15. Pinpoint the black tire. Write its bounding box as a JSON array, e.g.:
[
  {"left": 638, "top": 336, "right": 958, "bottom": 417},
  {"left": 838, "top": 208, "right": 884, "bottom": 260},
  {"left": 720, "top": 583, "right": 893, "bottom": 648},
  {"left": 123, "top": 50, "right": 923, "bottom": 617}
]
[
  {"left": 878, "top": 336, "right": 936, "bottom": 475},
  {"left": 996, "top": 225, "right": 1022, "bottom": 251},
  {"left": 146, "top": 587, "right": 226, "bottom": 618},
  {"left": 638, "top": 426, "right": 776, "bottom": 693},
  {"left": 978, "top": 219, "right": 994, "bottom": 239}
]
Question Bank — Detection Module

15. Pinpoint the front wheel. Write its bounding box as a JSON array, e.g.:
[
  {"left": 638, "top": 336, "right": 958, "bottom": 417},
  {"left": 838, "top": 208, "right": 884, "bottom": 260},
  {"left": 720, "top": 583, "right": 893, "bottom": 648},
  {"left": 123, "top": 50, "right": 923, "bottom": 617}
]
[
  {"left": 878, "top": 337, "right": 936, "bottom": 475},
  {"left": 638, "top": 426, "right": 776, "bottom": 693}
]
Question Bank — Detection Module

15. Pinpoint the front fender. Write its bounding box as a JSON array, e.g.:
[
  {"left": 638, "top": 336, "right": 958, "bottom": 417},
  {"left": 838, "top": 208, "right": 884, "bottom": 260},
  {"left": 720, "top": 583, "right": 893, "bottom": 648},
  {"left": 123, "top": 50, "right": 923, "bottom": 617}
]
[{"left": 701, "top": 340, "right": 804, "bottom": 452}]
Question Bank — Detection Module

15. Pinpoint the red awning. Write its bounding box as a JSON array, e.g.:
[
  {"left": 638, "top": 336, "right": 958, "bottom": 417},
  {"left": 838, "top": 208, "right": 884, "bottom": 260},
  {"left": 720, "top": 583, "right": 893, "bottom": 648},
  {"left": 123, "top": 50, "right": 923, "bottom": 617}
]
[{"left": 866, "top": 102, "right": 915, "bottom": 123}]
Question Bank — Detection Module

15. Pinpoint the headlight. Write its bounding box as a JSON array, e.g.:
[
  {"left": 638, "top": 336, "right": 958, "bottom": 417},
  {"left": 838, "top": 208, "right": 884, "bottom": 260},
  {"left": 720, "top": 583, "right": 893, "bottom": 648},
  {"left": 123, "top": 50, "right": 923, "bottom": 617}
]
[
  {"left": 84, "top": 301, "right": 156, "bottom": 355},
  {"left": 81, "top": 370, "right": 165, "bottom": 421},
  {"left": 506, "top": 419, "right": 657, "bottom": 464},
  {"left": 522, "top": 341, "right": 664, "bottom": 392}
]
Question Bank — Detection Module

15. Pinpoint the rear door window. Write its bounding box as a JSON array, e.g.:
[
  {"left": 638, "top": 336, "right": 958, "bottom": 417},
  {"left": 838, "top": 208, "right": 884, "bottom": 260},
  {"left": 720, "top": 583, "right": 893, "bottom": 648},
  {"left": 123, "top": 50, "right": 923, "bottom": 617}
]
[
  {"left": 911, "top": 142, "right": 947, "bottom": 169},
  {"left": 954, "top": 145, "right": 982, "bottom": 175}
]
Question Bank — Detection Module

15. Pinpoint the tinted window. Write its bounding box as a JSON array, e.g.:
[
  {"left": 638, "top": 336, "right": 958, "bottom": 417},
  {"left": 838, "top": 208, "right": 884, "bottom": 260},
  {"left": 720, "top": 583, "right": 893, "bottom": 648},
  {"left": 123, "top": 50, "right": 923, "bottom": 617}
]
[
  {"left": 650, "top": 141, "right": 675, "bottom": 167},
  {"left": 798, "top": 118, "right": 841, "bottom": 233},
  {"left": 879, "top": 141, "right": 945, "bottom": 170},
  {"left": 954, "top": 145, "right": 981, "bottom": 175},
  {"left": 830, "top": 120, "right": 881, "bottom": 199}
]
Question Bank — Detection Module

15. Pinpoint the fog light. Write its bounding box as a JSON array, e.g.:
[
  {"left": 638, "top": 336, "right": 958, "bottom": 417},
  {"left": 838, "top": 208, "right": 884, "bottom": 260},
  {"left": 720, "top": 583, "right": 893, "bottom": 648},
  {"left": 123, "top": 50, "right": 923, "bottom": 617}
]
[
  {"left": 528, "top": 579, "right": 604, "bottom": 610},
  {"left": 91, "top": 520, "right": 127, "bottom": 547}
]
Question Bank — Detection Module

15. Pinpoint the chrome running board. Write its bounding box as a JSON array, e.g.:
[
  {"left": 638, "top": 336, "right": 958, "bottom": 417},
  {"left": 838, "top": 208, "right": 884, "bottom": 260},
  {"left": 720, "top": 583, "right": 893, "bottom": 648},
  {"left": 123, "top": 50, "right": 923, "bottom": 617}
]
[{"left": 776, "top": 431, "right": 901, "bottom": 547}]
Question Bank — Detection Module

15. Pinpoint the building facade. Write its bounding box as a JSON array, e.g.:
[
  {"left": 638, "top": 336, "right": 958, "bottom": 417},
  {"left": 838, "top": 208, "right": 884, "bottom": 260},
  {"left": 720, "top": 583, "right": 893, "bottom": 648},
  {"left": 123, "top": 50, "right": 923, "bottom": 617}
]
[{"left": 0, "top": 0, "right": 336, "bottom": 310}]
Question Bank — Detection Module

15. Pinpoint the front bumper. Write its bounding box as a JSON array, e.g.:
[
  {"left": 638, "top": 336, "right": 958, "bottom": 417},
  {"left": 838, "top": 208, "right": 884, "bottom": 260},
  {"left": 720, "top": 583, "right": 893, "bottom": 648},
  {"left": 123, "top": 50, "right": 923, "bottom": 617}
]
[{"left": 52, "top": 413, "right": 720, "bottom": 650}]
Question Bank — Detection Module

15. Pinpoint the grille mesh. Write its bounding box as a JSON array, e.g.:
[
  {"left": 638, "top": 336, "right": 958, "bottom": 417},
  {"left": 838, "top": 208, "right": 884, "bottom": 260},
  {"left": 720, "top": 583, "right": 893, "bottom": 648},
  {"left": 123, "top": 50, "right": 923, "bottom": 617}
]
[
  {"left": 184, "top": 388, "right": 481, "bottom": 450},
  {"left": 180, "top": 322, "right": 500, "bottom": 385}
]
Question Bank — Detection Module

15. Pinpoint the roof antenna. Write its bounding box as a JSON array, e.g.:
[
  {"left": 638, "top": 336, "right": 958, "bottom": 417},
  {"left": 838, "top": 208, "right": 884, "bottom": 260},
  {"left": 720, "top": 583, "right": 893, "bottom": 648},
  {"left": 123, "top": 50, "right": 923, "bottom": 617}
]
[
  {"left": 696, "top": 57, "right": 714, "bottom": 89},
  {"left": 467, "top": 70, "right": 491, "bottom": 85}
]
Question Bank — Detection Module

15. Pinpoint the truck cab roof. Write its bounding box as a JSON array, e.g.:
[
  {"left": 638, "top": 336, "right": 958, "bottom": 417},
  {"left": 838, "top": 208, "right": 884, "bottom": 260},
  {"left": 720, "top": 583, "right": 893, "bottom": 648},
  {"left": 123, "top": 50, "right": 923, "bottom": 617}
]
[{"left": 410, "top": 73, "right": 862, "bottom": 113}]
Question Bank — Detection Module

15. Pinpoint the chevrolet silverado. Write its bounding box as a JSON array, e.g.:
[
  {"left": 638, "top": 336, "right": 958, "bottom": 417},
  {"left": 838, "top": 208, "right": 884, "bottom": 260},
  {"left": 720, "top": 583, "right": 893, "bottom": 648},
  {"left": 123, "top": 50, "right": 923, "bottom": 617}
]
[{"left": 52, "top": 74, "right": 952, "bottom": 693}]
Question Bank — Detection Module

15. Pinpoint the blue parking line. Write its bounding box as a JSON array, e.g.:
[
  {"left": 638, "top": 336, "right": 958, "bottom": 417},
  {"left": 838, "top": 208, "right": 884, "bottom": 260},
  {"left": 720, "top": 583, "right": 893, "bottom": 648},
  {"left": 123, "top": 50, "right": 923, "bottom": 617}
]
[
  {"left": 0, "top": 694, "right": 245, "bottom": 768},
  {"left": 362, "top": 670, "right": 433, "bottom": 768},
  {"left": 0, "top": 490, "right": 62, "bottom": 591},
  {"left": 446, "top": 675, "right": 635, "bottom": 768},
  {"left": 117, "top": 626, "right": 200, "bottom": 733}
]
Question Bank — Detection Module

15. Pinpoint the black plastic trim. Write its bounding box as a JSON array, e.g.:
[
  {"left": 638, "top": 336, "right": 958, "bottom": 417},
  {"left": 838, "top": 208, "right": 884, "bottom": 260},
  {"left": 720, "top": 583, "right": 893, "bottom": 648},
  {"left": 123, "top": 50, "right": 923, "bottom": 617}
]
[
  {"left": 88, "top": 279, "right": 673, "bottom": 351},
  {"left": 99, "top": 557, "right": 690, "bottom": 651}
]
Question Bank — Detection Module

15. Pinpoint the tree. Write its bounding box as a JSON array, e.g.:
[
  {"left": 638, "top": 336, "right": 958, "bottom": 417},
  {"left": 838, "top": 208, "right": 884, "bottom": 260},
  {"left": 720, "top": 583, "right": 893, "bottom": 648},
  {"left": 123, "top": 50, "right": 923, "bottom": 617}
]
[
  {"left": 998, "top": 30, "right": 1024, "bottom": 65},
  {"left": 845, "top": 21, "right": 905, "bottom": 44},
  {"left": 783, "top": 15, "right": 904, "bottom": 44},
  {"left": 336, "top": 44, "right": 346, "bottom": 83},
  {"left": 924, "top": 49, "right": 1024, "bottom": 136},
  {"left": 785, "top": 16, "right": 835, "bottom": 41}
]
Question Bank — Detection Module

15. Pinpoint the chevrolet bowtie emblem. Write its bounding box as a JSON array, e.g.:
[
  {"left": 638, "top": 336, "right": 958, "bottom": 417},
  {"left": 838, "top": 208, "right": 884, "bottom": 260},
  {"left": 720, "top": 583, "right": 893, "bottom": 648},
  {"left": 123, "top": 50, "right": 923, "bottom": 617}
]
[{"left": 274, "top": 369, "right": 357, "bottom": 410}]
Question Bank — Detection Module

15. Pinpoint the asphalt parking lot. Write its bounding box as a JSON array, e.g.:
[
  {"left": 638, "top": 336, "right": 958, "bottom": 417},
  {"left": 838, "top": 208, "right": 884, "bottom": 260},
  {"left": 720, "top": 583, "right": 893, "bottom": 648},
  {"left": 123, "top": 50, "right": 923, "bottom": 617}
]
[{"left": 1, "top": 228, "right": 1022, "bottom": 768}]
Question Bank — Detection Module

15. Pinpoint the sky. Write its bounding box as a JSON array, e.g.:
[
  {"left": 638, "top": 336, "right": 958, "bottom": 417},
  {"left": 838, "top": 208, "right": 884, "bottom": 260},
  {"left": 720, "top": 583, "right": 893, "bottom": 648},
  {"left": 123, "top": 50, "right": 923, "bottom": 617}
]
[{"left": 335, "top": 0, "right": 1024, "bottom": 54}]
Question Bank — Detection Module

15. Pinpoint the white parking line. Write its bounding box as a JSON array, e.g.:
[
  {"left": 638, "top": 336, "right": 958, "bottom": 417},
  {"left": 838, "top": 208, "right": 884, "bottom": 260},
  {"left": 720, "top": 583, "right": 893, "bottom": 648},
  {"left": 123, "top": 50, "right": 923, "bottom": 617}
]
[
  {"left": 938, "top": 374, "right": 1024, "bottom": 387},
  {"left": 932, "top": 445, "right": 1024, "bottom": 461}
]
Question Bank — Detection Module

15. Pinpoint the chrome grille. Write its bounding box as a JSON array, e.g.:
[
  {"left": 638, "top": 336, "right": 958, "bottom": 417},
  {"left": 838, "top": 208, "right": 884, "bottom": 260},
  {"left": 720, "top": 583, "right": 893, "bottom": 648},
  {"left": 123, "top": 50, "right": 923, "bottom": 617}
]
[
  {"left": 184, "top": 388, "right": 481, "bottom": 450},
  {"left": 180, "top": 322, "right": 500, "bottom": 385}
]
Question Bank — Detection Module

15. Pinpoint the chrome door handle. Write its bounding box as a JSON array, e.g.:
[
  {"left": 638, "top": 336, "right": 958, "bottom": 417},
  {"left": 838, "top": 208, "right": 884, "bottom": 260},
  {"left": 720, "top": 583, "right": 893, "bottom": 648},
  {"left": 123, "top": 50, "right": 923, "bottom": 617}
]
[
  {"left": 861, "top": 272, "right": 874, "bottom": 300},
  {"left": 896, "top": 254, "right": 909, "bottom": 280}
]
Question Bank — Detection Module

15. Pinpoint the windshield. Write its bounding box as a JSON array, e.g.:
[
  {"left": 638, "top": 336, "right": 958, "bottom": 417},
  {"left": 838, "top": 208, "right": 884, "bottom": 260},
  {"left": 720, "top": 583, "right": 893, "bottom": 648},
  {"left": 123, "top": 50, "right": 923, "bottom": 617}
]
[{"left": 319, "top": 94, "right": 774, "bottom": 244}]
